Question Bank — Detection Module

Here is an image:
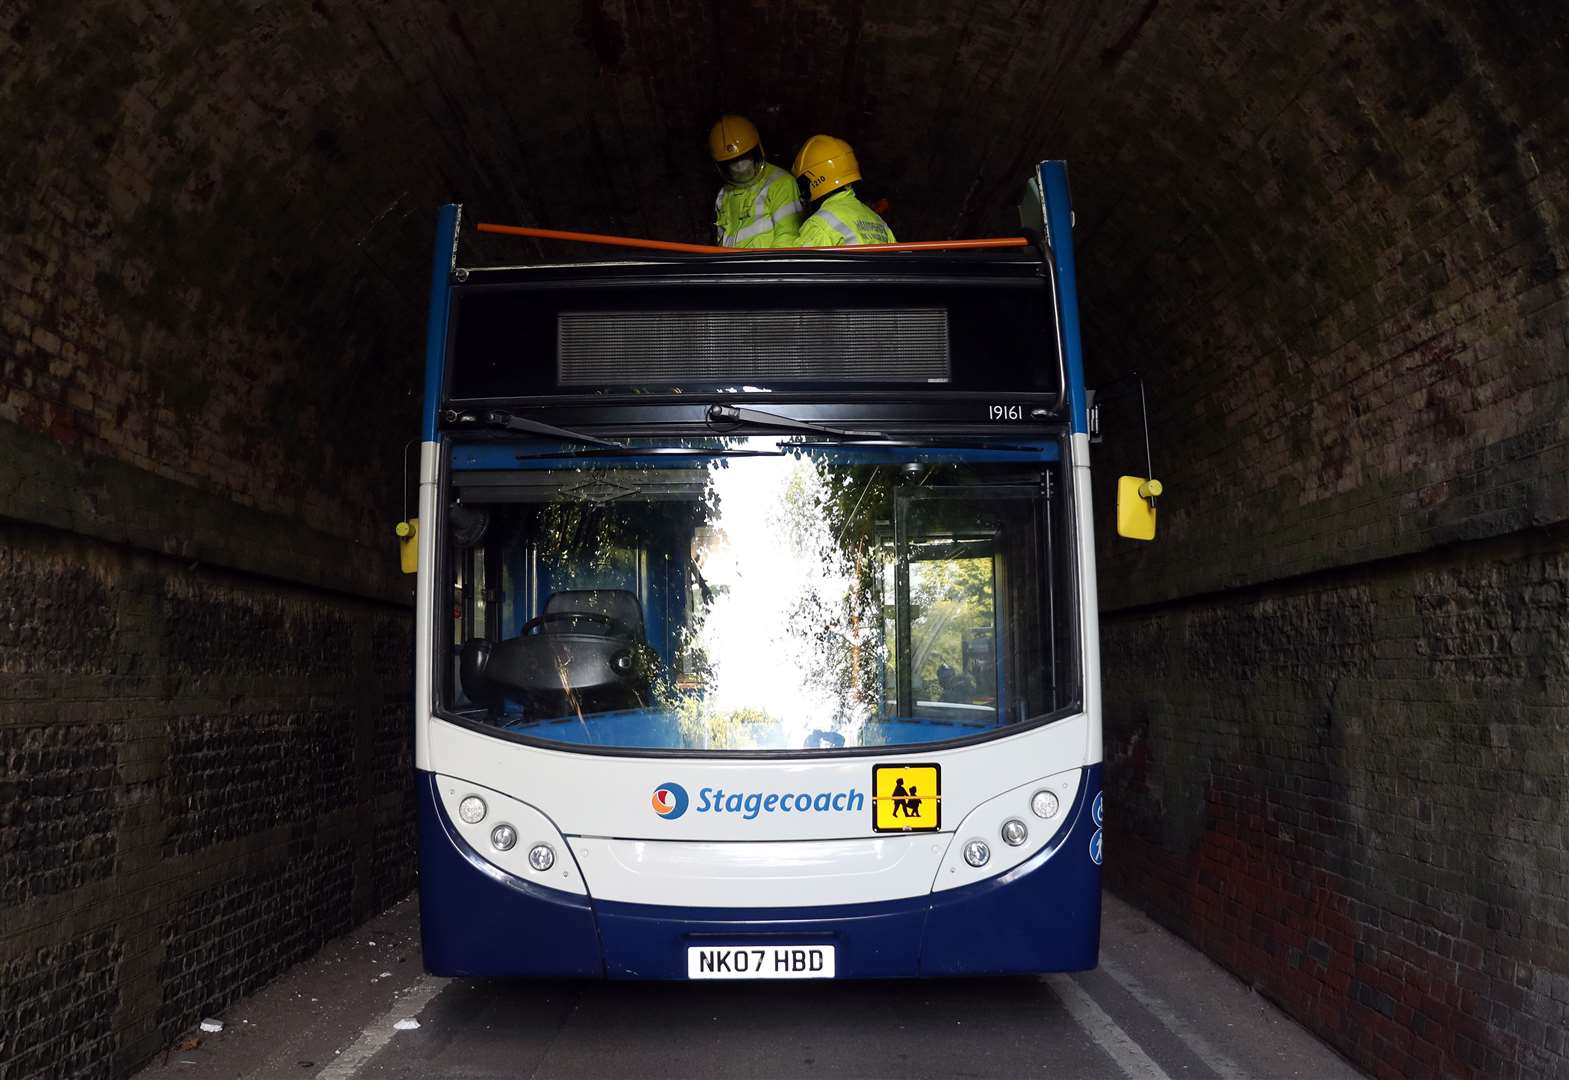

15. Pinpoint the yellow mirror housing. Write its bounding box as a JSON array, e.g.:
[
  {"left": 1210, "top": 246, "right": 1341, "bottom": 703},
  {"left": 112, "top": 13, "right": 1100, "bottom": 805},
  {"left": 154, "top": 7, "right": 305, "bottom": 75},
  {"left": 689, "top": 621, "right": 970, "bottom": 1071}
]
[
  {"left": 1116, "top": 477, "right": 1160, "bottom": 541},
  {"left": 396, "top": 518, "right": 419, "bottom": 574}
]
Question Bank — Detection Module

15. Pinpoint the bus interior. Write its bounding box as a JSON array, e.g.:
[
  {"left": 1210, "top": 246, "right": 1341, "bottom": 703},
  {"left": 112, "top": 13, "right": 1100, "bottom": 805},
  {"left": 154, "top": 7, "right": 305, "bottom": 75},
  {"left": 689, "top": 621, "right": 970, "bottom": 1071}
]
[{"left": 444, "top": 438, "right": 1080, "bottom": 753}]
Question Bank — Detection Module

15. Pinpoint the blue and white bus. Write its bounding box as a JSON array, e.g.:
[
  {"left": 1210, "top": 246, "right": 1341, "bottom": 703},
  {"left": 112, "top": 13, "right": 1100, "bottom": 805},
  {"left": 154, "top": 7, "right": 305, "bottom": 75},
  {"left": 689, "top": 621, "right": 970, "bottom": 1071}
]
[{"left": 409, "top": 162, "right": 1108, "bottom": 979}]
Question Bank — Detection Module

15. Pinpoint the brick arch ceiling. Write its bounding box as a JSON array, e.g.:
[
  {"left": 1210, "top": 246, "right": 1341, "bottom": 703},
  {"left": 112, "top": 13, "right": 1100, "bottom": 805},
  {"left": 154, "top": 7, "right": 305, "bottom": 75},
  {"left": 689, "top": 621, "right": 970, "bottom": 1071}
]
[{"left": 2, "top": 1, "right": 1565, "bottom": 585}]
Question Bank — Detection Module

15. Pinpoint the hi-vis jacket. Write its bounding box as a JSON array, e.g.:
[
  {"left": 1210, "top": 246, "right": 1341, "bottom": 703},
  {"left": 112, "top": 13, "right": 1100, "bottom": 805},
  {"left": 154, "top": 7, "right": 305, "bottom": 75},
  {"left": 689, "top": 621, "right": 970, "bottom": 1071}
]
[
  {"left": 714, "top": 163, "right": 804, "bottom": 248},
  {"left": 795, "top": 187, "right": 895, "bottom": 247}
]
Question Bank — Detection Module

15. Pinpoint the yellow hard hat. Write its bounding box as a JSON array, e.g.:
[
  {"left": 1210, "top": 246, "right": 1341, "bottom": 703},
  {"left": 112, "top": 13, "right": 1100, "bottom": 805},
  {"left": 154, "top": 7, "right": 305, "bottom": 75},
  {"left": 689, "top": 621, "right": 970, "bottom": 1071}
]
[
  {"left": 792, "top": 135, "right": 861, "bottom": 199},
  {"left": 709, "top": 115, "right": 761, "bottom": 162}
]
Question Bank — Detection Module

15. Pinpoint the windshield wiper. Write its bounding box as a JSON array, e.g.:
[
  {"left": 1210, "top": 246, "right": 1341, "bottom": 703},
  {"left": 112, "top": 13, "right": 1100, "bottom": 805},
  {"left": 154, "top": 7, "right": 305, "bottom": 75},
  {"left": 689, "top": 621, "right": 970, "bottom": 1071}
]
[
  {"left": 444, "top": 408, "right": 623, "bottom": 448},
  {"left": 704, "top": 403, "right": 884, "bottom": 439},
  {"left": 513, "top": 445, "right": 782, "bottom": 461},
  {"left": 704, "top": 407, "right": 1051, "bottom": 452},
  {"left": 795, "top": 435, "right": 1054, "bottom": 453},
  {"left": 513, "top": 436, "right": 1054, "bottom": 461}
]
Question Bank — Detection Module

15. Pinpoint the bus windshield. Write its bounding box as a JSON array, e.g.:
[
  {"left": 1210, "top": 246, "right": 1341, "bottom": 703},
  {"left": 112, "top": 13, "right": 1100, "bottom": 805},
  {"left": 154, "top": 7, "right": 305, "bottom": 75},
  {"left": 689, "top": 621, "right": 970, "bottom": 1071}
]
[{"left": 442, "top": 436, "right": 1079, "bottom": 752}]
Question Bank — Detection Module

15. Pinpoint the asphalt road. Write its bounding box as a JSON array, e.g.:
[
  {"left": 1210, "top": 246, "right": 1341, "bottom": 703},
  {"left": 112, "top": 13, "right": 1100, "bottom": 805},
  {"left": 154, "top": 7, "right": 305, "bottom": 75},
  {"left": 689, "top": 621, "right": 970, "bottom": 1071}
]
[{"left": 136, "top": 894, "right": 1362, "bottom": 1079}]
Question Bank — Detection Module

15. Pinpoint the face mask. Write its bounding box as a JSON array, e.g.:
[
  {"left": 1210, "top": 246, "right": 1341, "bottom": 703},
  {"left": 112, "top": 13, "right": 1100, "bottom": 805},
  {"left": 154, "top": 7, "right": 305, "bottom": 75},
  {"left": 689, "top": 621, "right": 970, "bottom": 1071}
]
[{"left": 722, "top": 155, "right": 760, "bottom": 185}]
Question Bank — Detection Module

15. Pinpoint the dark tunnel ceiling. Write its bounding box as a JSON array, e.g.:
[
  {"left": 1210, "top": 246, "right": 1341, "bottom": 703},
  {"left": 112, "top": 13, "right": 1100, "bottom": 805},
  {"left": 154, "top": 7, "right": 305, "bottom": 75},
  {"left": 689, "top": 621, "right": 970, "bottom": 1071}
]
[{"left": 3, "top": 1, "right": 1566, "bottom": 554}]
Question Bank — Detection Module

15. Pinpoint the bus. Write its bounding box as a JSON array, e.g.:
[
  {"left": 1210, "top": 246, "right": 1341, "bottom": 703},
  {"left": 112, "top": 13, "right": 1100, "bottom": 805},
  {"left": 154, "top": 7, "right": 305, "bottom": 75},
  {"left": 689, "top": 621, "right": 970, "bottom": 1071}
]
[{"left": 409, "top": 161, "right": 1109, "bottom": 979}]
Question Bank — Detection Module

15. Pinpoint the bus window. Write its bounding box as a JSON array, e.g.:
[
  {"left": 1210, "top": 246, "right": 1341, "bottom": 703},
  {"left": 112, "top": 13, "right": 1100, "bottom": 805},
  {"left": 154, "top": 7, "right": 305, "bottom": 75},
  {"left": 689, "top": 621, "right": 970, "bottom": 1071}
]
[
  {"left": 441, "top": 437, "right": 1075, "bottom": 752},
  {"left": 878, "top": 487, "right": 1057, "bottom": 735},
  {"left": 908, "top": 544, "right": 997, "bottom": 723}
]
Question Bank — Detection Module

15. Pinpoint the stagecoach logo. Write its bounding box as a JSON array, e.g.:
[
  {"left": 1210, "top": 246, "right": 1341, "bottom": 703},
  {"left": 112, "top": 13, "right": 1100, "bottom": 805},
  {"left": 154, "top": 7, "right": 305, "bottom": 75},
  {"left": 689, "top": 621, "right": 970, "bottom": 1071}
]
[
  {"left": 651, "top": 781, "right": 865, "bottom": 821},
  {"left": 651, "top": 782, "right": 690, "bottom": 820}
]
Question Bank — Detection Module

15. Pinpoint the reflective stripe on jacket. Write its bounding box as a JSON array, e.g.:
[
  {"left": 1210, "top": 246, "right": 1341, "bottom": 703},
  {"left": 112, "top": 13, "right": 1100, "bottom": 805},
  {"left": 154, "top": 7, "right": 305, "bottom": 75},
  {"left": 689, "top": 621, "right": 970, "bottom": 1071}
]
[
  {"left": 714, "top": 163, "right": 804, "bottom": 248},
  {"left": 794, "top": 188, "right": 895, "bottom": 247}
]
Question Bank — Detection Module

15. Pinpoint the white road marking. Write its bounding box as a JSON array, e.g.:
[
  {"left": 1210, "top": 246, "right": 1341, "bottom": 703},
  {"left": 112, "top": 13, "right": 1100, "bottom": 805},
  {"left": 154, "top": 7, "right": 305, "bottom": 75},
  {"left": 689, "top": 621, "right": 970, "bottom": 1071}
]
[
  {"left": 1098, "top": 956, "right": 1253, "bottom": 1080},
  {"left": 1046, "top": 973, "right": 1174, "bottom": 1080},
  {"left": 314, "top": 974, "right": 448, "bottom": 1080}
]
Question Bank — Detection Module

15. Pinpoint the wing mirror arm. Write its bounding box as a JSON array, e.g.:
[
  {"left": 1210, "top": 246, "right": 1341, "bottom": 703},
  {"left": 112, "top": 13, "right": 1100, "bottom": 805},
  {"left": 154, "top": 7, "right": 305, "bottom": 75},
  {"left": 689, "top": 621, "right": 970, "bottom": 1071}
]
[
  {"left": 396, "top": 438, "right": 419, "bottom": 574},
  {"left": 1095, "top": 373, "right": 1164, "bottom": 541}
]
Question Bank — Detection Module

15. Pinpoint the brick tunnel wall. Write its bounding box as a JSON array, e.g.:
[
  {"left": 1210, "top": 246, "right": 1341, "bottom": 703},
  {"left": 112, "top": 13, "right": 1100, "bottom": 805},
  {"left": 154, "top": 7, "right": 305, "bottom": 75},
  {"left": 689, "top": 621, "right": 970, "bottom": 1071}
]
[
  {"left": 0, "top": 524, "right": 415, "bottom": 1077},
  {"left": 1, "top": 4, "right": 430, "bottom": 1074},
  {"left": 1099, "top": 531, "right": 1569, "bottom": 1079},
  {"left": 1083, "top": 5, "right": 1569, "bottom": 1079}
]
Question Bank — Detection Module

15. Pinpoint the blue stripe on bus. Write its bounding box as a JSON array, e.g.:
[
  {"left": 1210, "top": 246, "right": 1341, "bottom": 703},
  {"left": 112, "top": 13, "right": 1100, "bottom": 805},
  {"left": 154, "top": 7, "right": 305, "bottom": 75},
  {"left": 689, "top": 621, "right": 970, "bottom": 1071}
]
[
  {"left": 1040, "top": 162, "right": 1089, "bottom": 437},
  {"left": 449, "top": 442, "right": 1062, "bottom": 471},
  {"left": 417, "top": 764, "right": 1101, "bottom": 979},
  {"left": 420, "top": 205, "right": 460, "bottom": 442}
]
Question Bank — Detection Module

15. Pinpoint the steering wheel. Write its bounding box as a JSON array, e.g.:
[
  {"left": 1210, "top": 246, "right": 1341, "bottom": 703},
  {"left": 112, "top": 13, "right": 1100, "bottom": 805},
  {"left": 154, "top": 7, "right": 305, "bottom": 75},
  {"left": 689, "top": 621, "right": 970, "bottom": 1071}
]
[{"left": 520, "top": 611, "right": 623, "bottom": 637}]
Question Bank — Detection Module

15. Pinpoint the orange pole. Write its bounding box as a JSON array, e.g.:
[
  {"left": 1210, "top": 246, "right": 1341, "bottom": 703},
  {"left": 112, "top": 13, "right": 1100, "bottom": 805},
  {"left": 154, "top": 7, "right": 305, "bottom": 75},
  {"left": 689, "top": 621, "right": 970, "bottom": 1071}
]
[{"left": 476, "top": 222, "right": 1030, "bottom": 255}]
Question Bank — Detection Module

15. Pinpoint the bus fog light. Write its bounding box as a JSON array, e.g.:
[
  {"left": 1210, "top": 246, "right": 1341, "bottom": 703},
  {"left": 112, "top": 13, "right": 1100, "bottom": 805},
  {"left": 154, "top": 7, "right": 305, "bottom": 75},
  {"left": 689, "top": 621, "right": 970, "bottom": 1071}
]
[
  {"left": 527, "top": 844, "right": 555, "bottom": 872},
  {"left": 1001, "top": 819, "right": 1028, "bottom": 846},
  {"left": 458, "top": 796, "right": 487, "bottom": 824},
  {"left": 963, "top": 839, "right": 991, "bottom": 868},
  {"left": 1031, "top": 790, "right": 1059, "bottom": 819},
  {"left": 490, "top": 824, "right": 517, "bottom": 851}
]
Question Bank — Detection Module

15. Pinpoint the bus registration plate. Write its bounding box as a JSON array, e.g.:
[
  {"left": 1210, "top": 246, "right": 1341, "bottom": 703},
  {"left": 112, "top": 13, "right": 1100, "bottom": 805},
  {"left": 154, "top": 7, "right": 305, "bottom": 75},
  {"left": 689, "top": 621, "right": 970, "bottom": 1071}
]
[{"left": 687, "top": 945, "right": 835, "bottom": 980}]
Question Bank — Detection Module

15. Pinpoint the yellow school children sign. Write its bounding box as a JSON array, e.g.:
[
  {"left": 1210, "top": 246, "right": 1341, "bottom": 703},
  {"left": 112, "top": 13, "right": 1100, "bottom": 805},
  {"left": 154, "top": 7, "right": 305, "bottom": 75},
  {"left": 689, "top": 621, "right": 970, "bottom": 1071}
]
[{"left": 871, "top": 764, "right": 941, "bottom": 832}]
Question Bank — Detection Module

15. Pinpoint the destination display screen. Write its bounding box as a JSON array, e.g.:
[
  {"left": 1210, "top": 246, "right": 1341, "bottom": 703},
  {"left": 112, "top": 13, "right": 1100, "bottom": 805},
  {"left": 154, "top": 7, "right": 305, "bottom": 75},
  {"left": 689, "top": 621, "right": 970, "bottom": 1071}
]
[{"left": 445, "top": 258, "right": 1062, "bottom": 401}]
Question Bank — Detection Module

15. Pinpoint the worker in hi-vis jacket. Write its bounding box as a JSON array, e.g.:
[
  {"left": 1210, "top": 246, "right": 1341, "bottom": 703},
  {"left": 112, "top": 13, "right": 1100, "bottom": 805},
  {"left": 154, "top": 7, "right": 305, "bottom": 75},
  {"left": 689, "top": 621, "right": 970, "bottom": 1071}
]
[
  {"left": 790, "top": 135, "right": 895, "bottom": 247},
  {"left": 709, "top": 115, "right": 804, "bottom": 248}
]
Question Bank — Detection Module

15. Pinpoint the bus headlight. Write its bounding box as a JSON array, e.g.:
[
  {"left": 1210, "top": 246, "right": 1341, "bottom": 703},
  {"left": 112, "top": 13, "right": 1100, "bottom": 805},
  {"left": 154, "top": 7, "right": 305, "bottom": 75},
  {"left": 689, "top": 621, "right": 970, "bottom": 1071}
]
[
  {"left": 963, "top": 839, "right": 991, "bottom": 868},
  {"left": 528, "top": 844, "right": 556, "bottom": 872},
  {"left": 1031, "top": 789, "right": 1059, "bottom": 819},
  {"left": 458, "top": 796, "right": 487, "bottom": 824},
  {"left": 1000, "top": 819, "right": 1028, "bottom": 846},
  {"left": 490, "top": 824, "right": 517, "bottom": 851}
]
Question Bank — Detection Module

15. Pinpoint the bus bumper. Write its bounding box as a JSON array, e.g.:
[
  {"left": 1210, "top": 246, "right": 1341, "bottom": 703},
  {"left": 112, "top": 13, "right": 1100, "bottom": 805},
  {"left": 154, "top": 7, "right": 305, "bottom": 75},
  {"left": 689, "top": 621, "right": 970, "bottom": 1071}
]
[{"left": 419, "top": 765, "right": 1102, "bottom": 979}]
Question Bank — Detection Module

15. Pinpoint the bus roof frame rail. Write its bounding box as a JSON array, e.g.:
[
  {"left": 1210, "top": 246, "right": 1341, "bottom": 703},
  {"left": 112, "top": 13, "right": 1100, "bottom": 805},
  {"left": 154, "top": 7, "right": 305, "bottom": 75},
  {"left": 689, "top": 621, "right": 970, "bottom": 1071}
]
[{"left": 474, "top": 222, "right": 1032, "bottom": 256}]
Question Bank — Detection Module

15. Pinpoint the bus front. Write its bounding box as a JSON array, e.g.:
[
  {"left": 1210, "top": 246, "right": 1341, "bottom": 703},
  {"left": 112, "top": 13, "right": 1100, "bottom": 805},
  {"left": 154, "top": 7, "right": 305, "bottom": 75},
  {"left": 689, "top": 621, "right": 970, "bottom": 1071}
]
[{"left": 412, "top": 166, "right": 1103, "bottom": 979}]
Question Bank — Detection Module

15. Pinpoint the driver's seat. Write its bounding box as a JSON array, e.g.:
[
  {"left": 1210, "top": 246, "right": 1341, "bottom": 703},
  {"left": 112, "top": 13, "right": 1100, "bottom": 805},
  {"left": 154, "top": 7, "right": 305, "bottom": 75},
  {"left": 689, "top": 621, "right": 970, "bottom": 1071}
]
[{"left": 542, "top": 589, "right": 646, "bottom": 640}]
